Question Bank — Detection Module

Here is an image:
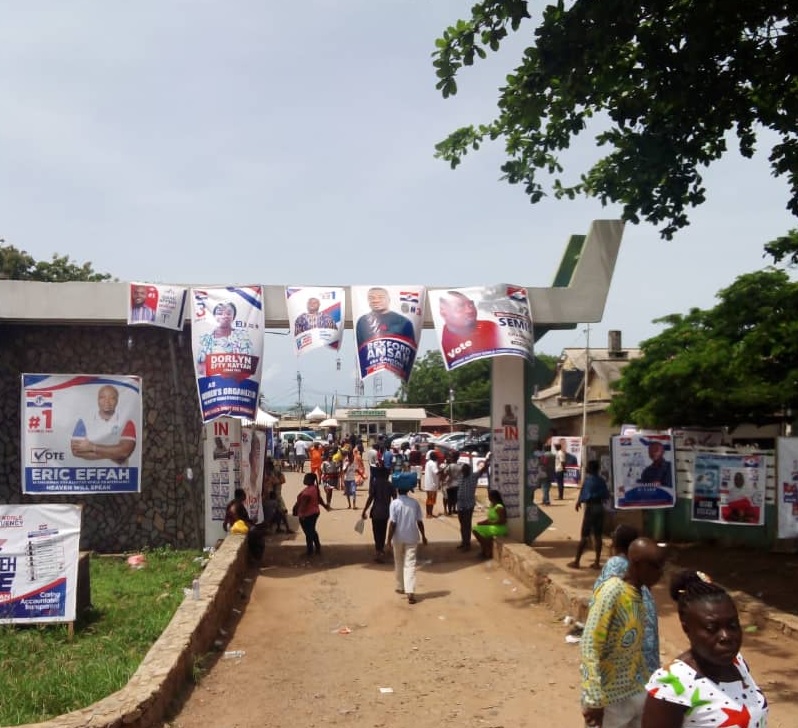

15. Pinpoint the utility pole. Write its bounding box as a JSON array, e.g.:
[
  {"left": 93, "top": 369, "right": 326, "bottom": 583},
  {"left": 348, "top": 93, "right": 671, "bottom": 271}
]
[
  {"left": 297, "top": 371, "right": 303, "bottom": 427},
  {"left": 449, "top": 387, "right": 455, "bottom": 432}
]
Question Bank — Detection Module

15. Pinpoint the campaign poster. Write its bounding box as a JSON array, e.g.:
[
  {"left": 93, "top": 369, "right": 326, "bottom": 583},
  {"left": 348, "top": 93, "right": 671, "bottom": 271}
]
[
  {"left": 490, "top": 360, "right": 522, "bottom": 517},
  {"left": 203, "top": 417, "right": 240, "bottom": 548},
  {"left": 191, "top": 286, "right": 263, "bottom": 422},
  {"left": 285, "top": 286, "right": 345, "bottom": 355},
  {"left": 551, "top": 436, "right": 582, "bottom": 486},
  {"left": 611, "top": 434, "right": 675, "bottom": 509},
  {"left": 241, "top": 426, "right": 265, "bottom": 523},
  {"left": 692, "top": 452, "right": 765, "bottom": 526},
  {"left": 127, "top": 282, "right": 188, "bottom": 330},
  {"left": 21, "top": 374, "right": 142, "bottom": 494},
  {"left": 352, "top": 285, "right": 425, "bottom": 382},
  {"left": 0, "top": 504, "right": 82, "bottom": 624},
  {"left": 777, "top": 437, "right": 798, "bottom": 538},
  {"left": 428, "top": 284, "right": 534, "bottom": 371}
]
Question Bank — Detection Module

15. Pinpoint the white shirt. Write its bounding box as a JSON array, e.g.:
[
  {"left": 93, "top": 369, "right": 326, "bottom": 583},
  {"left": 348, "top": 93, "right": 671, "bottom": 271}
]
[
  {"left": 389, "top": 494, "right": 423, "bottom": 544},
  {"left": 423, "top": 459, "right": 440, "bottom": 491},
  {"left": 294, "top": 440, "right": 308, "bottom": 457}
]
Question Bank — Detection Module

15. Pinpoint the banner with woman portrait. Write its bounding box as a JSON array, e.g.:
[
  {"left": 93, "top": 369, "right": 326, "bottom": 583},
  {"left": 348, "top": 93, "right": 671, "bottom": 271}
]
[
  {"left": 692, "top": 452, "right": 765, "bottom": 526},
  {"left": 611, "top": 434, "right": 676, "bottom": 509},
  {"left": 285, "top": 286, "right": 345, "bottom": 356},
  {"left": 428, "top": 284, "right": 534, "bottom": 371},
  {"left": 21, "top": 374, "right": 142, "bottom": 494},
  {"left": 352, "top": 285, "right": 425, "bottom": 382},
  {"left": 127, "top": 282, "right": 188, "bottom": 330},
  {"left": 191, "top": 286, "right": 263, "bottom": 422},
  {"left": 241, "top": 426, "right": 265, "bottom": 523}
]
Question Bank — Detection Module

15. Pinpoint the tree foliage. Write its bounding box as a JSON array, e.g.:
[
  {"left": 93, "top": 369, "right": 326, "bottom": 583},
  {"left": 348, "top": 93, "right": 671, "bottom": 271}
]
[
  {"left": 433, "top": 1, "right": 798, "bottom": 238},
  {"left": 397, "top": 350, "right": 492, "bottom": 421},
  {"left": 0, "top": 241, "right": 112, "bottom": 282},
  {"left": 764, "top": 228, "right": 798, "bottom": 267},
  {"left": 609, "top": 267, "right": 798, "bottom": 429}
]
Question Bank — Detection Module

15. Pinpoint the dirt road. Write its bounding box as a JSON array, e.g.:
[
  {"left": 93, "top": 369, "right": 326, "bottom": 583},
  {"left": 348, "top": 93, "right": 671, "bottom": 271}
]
[{"left": 162, "top": 472, "right": 798, "bottom": 727}]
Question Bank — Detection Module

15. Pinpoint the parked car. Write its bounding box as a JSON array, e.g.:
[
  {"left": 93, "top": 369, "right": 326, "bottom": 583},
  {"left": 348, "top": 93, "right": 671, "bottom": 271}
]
[
  {"left": 279, "top": 431, "right": 322, "bottom": 450},
  {"left": 431, "top": 432, "right": 468, "bottom": 448},
  {"left": 437, "top": 437, "right": 491, "bottom": 458}
]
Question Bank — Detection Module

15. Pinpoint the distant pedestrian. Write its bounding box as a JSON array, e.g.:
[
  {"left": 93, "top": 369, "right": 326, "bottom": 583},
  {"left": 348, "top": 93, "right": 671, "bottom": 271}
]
[
  {"left": 422, "top": 451, "right": 441, "bottom": 518},
  {"left": 455, "top": 453, "right": 492, "bottom": 551},
  {"left": 580, "top": 538, "right": 666, "bottom": 728},
  {"left": 567, "top": 460, "right": 610, "bottom": 570},
  {"left": 361, "top": 462, "right": 395, "bottom": 563},
  {"left": 293, "top": 472, "right": 331, "bottom": 557},
  {"left": 386, "top": 470, "right": 427, "bottom": 605},
  {"left": 554, "top": 441, "right": 567, "bottom": 500},
  {"left": 444, "top": 451, "right": 463, "bottom": 515}
]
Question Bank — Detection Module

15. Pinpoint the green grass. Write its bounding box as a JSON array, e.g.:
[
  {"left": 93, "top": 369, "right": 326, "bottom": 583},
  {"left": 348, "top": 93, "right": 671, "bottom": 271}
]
[{"left": 0, "top": 547, "right": 204, "bottom": 726}]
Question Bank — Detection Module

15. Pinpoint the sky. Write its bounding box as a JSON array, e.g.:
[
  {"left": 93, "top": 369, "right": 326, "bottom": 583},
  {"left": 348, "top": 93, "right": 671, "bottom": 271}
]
[{"left": 2, "top": 2, "right": 796, "bottom": 415}]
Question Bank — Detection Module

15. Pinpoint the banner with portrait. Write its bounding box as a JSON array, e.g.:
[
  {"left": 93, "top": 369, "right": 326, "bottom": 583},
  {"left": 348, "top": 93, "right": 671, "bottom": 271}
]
[
  {"left": 551, "top": 436, "right": 582, "bottom": 486},
  {"left": 428, "top": 284, "right": 534, "bottom": 371},
  {"left": 352, "top": 285, "right": 425, "bottom": 382},
  {"left": 692, "top": 452, "right": 765, "bottom": 526},
  {"left": 191, "top": 286, "right": 263, "bottom": 422},
  {"left": 0, "top": 504, "right": 82, "bottom": 624},
  {"left": 240, "top": 426, "right": 265, "bottom": 523},
  {"left": 127, "top": 282, "right": 188, "bottom": 330},
  {"left": 777, "top": 438, "right": 798, "bottom": 537},
  {"left": 21, "top": 374, "right": 142, "bottom": 494},
  {"left": 611, "top": 434, "right": 675, "bottom": 509},
  {"left": 285, "top": 286, "right": 345, "bottom": 356}
]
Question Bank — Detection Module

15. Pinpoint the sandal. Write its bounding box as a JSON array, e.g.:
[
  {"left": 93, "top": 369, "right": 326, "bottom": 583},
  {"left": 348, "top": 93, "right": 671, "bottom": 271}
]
[{"left": 407, "top": 595, "right": 417, "bottom": 604}]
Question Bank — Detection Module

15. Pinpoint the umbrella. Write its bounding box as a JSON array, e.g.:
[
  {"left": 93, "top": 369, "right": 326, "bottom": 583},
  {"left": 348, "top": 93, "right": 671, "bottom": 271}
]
[
  {"left": 319, "top": 418, "right": 338, "bottom": 428},
  {"left": 306, "top": 406, "right": 327, "bottom": 422}
]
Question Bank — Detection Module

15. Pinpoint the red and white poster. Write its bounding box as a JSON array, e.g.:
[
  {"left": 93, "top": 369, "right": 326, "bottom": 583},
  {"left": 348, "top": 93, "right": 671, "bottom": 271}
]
[{"left": 429, "top": 284, "right": 534, "bottom": 371}]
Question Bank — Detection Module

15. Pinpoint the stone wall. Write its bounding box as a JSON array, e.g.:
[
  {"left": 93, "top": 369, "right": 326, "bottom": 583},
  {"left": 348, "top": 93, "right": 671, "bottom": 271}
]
[{"left": 0, "top": 324, "right": 206, "bottom": 552}]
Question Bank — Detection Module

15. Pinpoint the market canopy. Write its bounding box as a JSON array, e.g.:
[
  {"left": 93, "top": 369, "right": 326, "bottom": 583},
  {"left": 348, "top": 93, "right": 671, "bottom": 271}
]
[
  {"left": 306, "top": 406, "right": 327, "bottom": 422},
  {"left": 319, "top": 418, "right": 338, "bottom": 428}
]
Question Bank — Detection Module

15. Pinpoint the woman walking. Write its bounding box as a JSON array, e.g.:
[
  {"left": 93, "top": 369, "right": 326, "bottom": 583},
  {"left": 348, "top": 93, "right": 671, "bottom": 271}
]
[{"left": 294, "top": 472, "right": 330, "bottom": 557}]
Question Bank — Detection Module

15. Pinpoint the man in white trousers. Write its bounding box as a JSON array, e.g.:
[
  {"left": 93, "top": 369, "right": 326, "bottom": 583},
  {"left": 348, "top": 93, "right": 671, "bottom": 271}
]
[{"left": 386, "top": 467, "right": 427, "bottom": 605}]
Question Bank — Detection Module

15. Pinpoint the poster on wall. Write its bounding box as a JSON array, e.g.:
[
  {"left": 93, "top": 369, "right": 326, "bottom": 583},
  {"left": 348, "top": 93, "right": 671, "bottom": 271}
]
[
  {"left": 692, "top": 452, "right": 765, "bottom": 526},
  {"left": 428, "top": 284, "right": 534, "bottom": 371},
  {"left": 611, "top": 434, "right": 675, "bottom": 509},
  {"left": 127, "top": 282, "right": 188, "bottom": 330},
  {"left": 241, "top": 427, "right": 265, "bottom": 524},
  {"left": 203, "top": 417, "right": 241, "bottom": 548},
  {"left": 191, "top": 286, "right": 264, "bottom": 422},
  {"left": 352, "top": 285, "right": 426, "bottom": 382},
  {"left": 0, "top": 504, "right": 81, "bottom": 624},
  {"left": 777, "top": 438, "right": 798, "bottom": 538},
  {"left": 550, "top": 435, "right": 582, "bottom": 486},
  {"left": 285, "top": 286, "right": 345, "bottom": 355},
  {"left": 21, "top": 374, "right": 142, "bottom": 494},
  {"left": 490, "top": 357, "right": 523, "bottom": 518}
]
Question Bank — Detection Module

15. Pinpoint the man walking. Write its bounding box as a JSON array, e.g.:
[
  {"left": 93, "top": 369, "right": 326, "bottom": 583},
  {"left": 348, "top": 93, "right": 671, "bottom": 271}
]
[
  {"left": 360, "top": 460, "right": 395, "bottom": 563},
  {"left": 580, "top": 537, "right": 666, "bottom": 728},
  {"left": 386, "top": 469, "right": 427, "bottom": 605},
  {"left": 455, "top": 454, "right": 492, "bottom": 550},
  {"left": 554, "top": 440, "right": 567, "bottom": 500}
]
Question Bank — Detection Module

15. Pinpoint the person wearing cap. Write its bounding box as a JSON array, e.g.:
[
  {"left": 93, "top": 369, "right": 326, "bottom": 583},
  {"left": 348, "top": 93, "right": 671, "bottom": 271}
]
[{"left": 386, "top": 467, "right": 427, "bottom": 604}]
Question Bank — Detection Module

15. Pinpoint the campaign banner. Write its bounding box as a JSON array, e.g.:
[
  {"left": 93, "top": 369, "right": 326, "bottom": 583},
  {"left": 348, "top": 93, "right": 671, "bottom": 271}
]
[
  {"left": 203, "top": 417, "right": 240, "bottom": 547},
  {"left": 428, "top": 284, "right": 534, "bottom": 371},
  {"left": 490, "top": 358, "right": 523, "bottom": 517},
  {"left": 551, "top": 436, "right": 582, "bottom": 486},
  {"left": 21, "top": 374, "right": 142, "bottom": 494},
  {"left": 777, "top": 438, "right": 798, "bottom": 538},
  {"left": 0, "top": 504, "right": 82, "bottom": 624},
  {"left": 352, "top": 285, "right": 425, "bottom": 382},
  {"left": 127, "top": 282, "right": 188, "bottom": 330},
  {"left": 191, "top": 286, "right": 263, "bottom": 422},
  {"left": 285, "top": 286, "right": 345, "bottom": 355},
  {"left": 692, "top": 452, "right": 765, "bottom": 526},
  {"left": 241, "top": 426, "right": 265, "bottom": 523},
  {"left": 611, "top": 434, "right": 675, "bottom": 509}
]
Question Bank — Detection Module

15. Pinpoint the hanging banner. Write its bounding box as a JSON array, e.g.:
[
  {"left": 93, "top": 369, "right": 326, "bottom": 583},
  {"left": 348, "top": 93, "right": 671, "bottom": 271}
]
[
  {"left": 191, "top": 286, "right": 263, "bottom": 422},
  {"left": 127, "top": 282, "right": 188, "bottom": 330},
  {"left": 551, "top": 436, "right": 582, "bottom": 486},
  {"left": 0, "top": 504, "right": 82, "bottom": 624},
  {"left": 21, "top": 374, "right": 142, "bottom": 494},
  {"left": 352, "top": 285, "right": 425, "bottom": 382},
  {"left": 428, "top": 284, "right": 533, "bottom": 371},
  {"left": 285, "top": 286, "right": 345, "bottom": 355},
  {"left": 241, "top": 426, "right": 265, "bottom": 523},
  {"left": 611, "top": 434, "right": 675, "bottom": 509},
  {"left": 203, "top": 417, "right": 240, "bottom": 548},
  {"left": 692, "top": 452, "right": 765, "bottom": 525},
  {"left": 777, "top": 437, "right": 798, "bottom": 538}
]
